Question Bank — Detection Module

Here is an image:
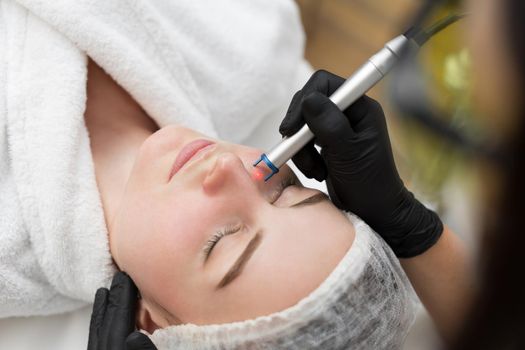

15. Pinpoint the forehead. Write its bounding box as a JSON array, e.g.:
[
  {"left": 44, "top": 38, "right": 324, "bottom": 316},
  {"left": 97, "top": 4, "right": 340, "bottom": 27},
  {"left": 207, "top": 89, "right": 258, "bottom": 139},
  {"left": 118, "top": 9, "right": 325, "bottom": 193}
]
[{"left": 214, "top": 201, "right": 353, "bottom": 314}]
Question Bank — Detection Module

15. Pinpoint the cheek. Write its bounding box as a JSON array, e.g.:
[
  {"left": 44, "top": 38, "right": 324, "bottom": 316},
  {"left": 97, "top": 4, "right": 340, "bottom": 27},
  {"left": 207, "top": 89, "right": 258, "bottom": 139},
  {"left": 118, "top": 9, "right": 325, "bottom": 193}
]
[
  {"left": 115, "top": 193, "right": 210, "bottom": 309},
  {"left": 132, "top": 192, "right": 244, "bottom": 322}
]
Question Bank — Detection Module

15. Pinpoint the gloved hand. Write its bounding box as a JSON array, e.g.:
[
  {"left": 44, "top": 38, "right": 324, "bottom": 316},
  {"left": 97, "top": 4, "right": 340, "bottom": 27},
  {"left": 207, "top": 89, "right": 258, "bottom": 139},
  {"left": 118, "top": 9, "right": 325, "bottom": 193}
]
[
  {"left": 88, "top": 272, "right": 157, "bottom": 350},
  {"left": 280, "top": 70, "right": 443, "bottom": 258}
]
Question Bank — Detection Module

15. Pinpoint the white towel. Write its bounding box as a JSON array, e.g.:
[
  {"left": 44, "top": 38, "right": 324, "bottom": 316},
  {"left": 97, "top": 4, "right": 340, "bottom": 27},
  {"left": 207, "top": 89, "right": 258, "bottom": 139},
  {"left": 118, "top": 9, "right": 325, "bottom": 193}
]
[{"left": 0, "top": 0, "right": 308, "bottom": 317}]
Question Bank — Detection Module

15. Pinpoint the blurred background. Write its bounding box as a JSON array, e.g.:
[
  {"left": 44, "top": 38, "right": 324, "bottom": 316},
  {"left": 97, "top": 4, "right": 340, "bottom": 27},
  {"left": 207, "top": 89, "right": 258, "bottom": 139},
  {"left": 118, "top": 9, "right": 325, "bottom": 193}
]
[
  {"left": 0, "top": 1, "right": 484, "bottom": 349},
  {"left": 295, "top": 0, "right": 482, "bottom": 348}
]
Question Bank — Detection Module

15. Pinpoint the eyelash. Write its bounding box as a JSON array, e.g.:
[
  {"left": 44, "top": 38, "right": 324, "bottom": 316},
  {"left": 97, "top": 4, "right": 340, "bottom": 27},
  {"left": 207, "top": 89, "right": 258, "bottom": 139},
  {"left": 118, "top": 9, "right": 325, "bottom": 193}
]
[
  {"left": 203, "top": 223, "right": 242, "bottom": 258},
  {"left": 203, "top": 176, "right": 295, "bottom": 259},
  {"left": 270, "top": 176, "right": 295, "bottom": 203}
]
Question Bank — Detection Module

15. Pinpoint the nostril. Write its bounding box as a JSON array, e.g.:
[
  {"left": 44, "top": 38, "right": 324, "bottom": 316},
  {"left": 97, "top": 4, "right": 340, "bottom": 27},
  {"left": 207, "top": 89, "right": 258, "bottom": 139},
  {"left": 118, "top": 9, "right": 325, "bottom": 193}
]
[
  {"left": 202, "top": 153, "right": 244, "bottom": 194},
  {"left": 202, "top": 160, "right": 224, "bottom": 194}
]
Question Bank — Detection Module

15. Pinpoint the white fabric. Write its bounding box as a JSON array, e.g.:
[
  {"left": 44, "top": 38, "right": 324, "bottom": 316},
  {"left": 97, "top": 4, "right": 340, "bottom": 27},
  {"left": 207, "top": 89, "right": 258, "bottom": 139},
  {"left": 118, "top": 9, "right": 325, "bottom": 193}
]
[
  {"left": 0, "top": 65, "right": 315, "bottom": 349},
  {"left": 149, "top": 213, "right": 418, "bottom": 350},
  {"left": 0, "top": 0, "right": 307, "bottom": 317}
]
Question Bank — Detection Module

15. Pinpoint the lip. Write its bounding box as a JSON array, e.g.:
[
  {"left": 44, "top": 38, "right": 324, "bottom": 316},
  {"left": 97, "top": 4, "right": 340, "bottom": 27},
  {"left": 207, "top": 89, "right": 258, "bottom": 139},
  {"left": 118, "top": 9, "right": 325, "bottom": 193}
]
[{"left": 168, "top": 139, "right": 215, "bottom": 180}]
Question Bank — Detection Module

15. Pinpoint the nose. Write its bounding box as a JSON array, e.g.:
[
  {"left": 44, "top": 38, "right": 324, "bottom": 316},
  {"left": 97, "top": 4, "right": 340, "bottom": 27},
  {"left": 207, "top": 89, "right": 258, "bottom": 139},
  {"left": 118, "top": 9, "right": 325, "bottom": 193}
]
[{"left": 202, "top": 152, "right": 257, "bottom": 195}]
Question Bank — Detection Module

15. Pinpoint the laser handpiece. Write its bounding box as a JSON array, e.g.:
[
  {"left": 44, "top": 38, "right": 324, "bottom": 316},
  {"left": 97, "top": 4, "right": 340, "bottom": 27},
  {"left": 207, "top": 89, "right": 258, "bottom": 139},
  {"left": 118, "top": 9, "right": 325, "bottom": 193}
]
[
  {"left": 253, "top": 11, "right": 467, "bottom": 181},
  {"left": 253, "top": 34, "right": 414, "bottom": 181}
]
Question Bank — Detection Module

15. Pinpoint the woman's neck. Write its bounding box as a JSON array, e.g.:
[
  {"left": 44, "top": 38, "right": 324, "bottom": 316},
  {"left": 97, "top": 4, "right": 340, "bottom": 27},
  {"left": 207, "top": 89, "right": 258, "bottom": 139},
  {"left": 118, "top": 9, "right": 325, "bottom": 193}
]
[{"left": 84, "top": 59, "right": 158, "bottom": 230}]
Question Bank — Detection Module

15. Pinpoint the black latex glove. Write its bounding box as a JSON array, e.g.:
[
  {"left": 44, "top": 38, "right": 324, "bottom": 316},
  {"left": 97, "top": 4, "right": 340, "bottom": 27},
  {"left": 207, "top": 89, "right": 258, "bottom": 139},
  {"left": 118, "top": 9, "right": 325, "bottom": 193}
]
[
  {"left": 280, "top": 70, "right": 443, "bottom": 258},
  {"left": 88, "top": 272, "right": 157, "bottom": 350}
]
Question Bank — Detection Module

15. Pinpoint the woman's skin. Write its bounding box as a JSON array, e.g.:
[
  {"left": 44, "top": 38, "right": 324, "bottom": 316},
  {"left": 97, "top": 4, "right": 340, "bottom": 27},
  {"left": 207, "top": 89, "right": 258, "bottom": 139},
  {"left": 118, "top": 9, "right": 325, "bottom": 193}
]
[
  {"left": 400, "top": 0, "right": 521, "bottom": 342},
  {"left": 84, "top": 60, "right": 354, "bottom": 332}
]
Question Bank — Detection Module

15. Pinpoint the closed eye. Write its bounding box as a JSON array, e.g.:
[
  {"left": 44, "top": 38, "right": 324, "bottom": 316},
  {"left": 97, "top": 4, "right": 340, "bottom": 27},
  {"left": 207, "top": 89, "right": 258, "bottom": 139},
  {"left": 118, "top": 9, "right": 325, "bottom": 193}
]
[
  {"left": 270, "top": 175, "right": 297, "bottom": 204},
  {"left": 203, "top": 224, "right": 242, "bottom": 261}
]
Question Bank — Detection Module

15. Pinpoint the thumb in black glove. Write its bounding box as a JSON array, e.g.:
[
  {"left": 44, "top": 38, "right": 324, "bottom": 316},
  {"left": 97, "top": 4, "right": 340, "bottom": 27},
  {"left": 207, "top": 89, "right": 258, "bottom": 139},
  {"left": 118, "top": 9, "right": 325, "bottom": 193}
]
[
  {"left": 88, "top": 271, "right": 158, "bottom": 350},
  {"left": 126, "top": 332, "right": 158, "bottom": 350},
  {"left": 280, "top": 70, "right": 443, "bottom": 258}
]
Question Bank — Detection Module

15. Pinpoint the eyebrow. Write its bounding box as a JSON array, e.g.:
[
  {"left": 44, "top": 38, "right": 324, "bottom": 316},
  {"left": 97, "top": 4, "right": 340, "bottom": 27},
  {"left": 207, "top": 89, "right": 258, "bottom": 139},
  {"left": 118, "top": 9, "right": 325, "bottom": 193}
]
[
  {"left": 214, "top": 193, "right": 327, "bottom": 289},
  {"left": 216, "top": 231, "right": 262, "bottom": 289},
  {"left": 290, "top": 192, "right": 329, "bottom": 208}
]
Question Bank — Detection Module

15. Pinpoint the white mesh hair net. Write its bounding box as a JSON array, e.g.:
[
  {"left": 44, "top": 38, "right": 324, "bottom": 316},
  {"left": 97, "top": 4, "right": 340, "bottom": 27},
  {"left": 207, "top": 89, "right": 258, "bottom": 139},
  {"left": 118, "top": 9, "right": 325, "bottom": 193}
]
[{"left": 148, "top": 213, "right": 418, "bottom": 349}]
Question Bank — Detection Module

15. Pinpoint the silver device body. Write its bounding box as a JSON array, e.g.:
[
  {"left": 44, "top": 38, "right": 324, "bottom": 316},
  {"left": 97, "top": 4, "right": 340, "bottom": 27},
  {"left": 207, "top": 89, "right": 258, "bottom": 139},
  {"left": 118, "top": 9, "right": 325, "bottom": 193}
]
[{"left": 265, "top": 34, "right": 412, "bottom": 171}]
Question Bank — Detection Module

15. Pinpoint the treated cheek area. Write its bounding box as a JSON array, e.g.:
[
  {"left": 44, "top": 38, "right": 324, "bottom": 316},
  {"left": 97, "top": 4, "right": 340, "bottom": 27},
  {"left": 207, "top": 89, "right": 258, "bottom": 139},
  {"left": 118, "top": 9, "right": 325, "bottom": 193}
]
[{"left": 251, "top": 167, "right": 266, "bottom": 182}]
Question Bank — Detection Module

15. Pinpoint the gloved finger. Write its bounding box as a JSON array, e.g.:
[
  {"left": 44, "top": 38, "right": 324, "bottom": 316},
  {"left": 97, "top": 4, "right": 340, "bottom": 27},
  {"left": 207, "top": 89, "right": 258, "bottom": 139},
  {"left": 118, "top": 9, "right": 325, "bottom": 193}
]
[
  {"left": 325, "top": 174, "right": 346, "bottom": 210},
  {"left": 280, "top": 70, "right": 346, "bottom": 137},
  {"left": 290, "top": 143, "right": 327, "bottom": 181},
  {"left": 304, "top": 69, "right": 346, "bottom": 96},
  {"left": 101, "top": 272, "right": 139, "bottom": 349},
  {"left": 88, "top": 288, "right": 109, "bottom": 350},
  {"left": 126, "top": 332, "right": 158, "bottom": 350},
  {"left": 302, "top": 91, "right": 356, "bottom": 149},
  {"left": 344, "top": 95, "right": 386, "bottom": 133},
  {"left": 280, "top": 89, "right": 304, "bottom": 136}
]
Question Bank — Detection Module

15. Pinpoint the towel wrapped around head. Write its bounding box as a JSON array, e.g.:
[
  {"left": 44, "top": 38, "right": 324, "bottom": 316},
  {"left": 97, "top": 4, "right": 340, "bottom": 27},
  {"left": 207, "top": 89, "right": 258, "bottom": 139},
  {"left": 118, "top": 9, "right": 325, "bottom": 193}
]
[{"left": 0, "top": 0, "right": 307, "bottom": 317}]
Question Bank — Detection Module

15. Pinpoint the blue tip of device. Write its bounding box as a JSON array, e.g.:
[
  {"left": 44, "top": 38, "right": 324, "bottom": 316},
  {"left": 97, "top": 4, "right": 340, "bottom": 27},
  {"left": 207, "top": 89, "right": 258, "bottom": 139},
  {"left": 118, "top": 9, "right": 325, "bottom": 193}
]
[{"left": 253, "top": 153, "right": 279, "bottom": 181}]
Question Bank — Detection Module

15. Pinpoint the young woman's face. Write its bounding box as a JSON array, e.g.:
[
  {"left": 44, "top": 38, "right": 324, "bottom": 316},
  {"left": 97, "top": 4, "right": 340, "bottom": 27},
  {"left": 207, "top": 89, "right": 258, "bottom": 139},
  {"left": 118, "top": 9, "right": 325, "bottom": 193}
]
[{"left": 110, "top": 125, "right": 354, "bottom": 329}]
